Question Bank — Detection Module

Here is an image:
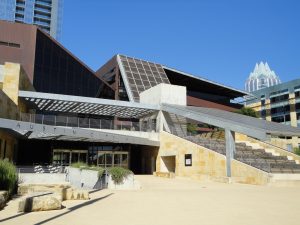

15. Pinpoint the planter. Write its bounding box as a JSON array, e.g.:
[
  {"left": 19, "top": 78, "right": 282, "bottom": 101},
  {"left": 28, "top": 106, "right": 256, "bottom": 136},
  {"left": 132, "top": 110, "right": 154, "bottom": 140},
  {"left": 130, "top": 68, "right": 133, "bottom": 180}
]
[
  {"left": 108, "top": 174, "right": 140, "bottom": 190},
  {"left": 67, "top": 167, "right": 106, "bottom": 190}
]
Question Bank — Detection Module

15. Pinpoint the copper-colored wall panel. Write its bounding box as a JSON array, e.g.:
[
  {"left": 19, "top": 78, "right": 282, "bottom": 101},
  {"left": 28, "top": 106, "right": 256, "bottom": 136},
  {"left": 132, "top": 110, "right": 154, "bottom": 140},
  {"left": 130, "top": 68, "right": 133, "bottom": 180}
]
[
  {"left": 187, "top": 96, "right": 240, "bottom": 112},
  {"left": 96, "top": 55, "right": 118, "bottom": 79},
  {"left": 0, "top": 21, "right": 37, "bottom": 82}
]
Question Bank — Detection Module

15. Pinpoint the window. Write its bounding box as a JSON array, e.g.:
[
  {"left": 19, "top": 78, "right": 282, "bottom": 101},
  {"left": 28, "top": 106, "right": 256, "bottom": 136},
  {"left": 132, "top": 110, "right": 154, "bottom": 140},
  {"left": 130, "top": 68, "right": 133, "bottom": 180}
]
[
  {"left": 185, "top": 154, "right": 192, "bottom": 166},
  {"left": 286, "top": 144, "right": 293, "bottom": 152},
  {"left": 270, "top": 94, "right": 289, "bottom": 103},
  {"left": 0, "top": 40, "right": 20, "bottom": 48}
]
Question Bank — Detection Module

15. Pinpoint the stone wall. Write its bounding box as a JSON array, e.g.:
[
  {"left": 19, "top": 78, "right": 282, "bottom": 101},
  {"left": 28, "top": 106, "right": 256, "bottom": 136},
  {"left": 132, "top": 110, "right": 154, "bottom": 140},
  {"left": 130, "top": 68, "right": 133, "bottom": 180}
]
[
  {"left": 0, "top": 62, "right": 33, "bottom": 160},
  {"left": 158, "top": 132, "right": 270, "bottom": 185},
  {"left": 0, "top": 130, "right": 17, "bottom": 160}
]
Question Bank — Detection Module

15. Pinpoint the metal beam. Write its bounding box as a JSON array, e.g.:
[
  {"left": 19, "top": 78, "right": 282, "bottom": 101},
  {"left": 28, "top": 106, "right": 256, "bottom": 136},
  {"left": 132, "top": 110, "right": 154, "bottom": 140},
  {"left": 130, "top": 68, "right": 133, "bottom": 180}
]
[
  {"left": 161, "top": 104, "right": 268, "bottom": 140},
  {"left": 225, "top": 129, "right": 235, "bottom": 177},
  {"left": 161, "top": 104, "right": 300, "bottom": 139}
]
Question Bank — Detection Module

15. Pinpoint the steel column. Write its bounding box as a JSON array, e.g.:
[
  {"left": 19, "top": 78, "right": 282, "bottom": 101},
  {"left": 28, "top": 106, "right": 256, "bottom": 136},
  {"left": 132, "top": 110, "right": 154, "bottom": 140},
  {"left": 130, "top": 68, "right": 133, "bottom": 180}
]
[{"left": 225, "top": 129, "right": 235, "bottom": 177}]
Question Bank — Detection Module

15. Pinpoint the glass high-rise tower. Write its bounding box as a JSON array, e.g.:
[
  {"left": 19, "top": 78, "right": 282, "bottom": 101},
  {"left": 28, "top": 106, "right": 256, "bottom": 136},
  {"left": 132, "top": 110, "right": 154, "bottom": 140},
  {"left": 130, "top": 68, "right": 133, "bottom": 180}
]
[{"left": 0, "top": 0, "right": 63, "bottom": 40}]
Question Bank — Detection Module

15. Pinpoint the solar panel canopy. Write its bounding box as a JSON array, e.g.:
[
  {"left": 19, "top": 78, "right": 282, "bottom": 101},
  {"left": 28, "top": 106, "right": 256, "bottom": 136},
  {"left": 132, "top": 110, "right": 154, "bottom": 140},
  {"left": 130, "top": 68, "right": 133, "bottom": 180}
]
[{"left": 118, "top": 55, "right": 170, "bottom": 102}]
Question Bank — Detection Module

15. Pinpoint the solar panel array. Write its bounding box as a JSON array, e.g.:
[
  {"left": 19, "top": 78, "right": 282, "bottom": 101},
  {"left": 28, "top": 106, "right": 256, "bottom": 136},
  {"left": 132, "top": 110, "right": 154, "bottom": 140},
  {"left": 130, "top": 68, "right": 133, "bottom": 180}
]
[
  {"left": 23, "top": 97, "right": 156, "bottom": 118},
  {"left": 119, "top": 55, "right": 170, "bottom": 101}
]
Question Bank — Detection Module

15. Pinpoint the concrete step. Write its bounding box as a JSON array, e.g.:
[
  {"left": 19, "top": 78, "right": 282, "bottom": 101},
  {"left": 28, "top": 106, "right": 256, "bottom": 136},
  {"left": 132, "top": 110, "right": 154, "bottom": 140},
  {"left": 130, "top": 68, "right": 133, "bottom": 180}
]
[{"left": 269, "top": 173, "right": 300, "bottom": 187}]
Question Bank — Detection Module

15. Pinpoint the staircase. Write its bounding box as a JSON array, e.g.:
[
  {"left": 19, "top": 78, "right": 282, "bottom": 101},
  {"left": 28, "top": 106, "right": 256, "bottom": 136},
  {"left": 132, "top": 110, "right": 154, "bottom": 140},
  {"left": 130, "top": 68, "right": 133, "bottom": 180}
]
[{"left": 185, "top": 136, "right": 300, "bottom": 174}]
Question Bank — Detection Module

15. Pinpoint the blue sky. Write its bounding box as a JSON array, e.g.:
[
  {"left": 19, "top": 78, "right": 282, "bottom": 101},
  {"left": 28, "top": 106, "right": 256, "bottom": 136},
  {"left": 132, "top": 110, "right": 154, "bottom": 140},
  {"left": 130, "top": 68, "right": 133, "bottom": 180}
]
[{"left": 61, "top": 0, "right": 300, "bottom": 90}]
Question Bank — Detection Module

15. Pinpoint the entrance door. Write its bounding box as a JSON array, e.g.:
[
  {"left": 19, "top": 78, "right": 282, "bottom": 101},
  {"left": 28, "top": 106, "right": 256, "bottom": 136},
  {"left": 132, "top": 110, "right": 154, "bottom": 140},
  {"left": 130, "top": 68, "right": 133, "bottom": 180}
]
[
  {"left": 161, "top": 156, "right": 176, "bottom": 173},
  {"left": 97, "top": 151, "right": 129, "bottom": 168}
]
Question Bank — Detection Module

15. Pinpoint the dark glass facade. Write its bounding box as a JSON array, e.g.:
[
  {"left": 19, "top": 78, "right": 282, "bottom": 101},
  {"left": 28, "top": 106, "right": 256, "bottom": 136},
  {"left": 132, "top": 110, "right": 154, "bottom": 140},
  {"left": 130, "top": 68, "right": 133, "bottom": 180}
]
[{"left": 33, "top": 31, "right": 114, "bottom": 98}]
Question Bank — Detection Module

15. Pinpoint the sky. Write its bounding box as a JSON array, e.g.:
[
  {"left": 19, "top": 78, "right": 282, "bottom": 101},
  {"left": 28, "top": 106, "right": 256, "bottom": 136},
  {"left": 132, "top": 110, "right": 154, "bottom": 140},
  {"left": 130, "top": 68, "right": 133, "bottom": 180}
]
[{"left": 61, "top": 0, "right": 300, "bottom": 90}]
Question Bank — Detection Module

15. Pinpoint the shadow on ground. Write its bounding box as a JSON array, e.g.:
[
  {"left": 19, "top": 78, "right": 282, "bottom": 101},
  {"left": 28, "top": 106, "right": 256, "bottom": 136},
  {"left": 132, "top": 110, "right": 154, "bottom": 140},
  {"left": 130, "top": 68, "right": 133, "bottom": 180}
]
[{"left": 0, "top": 193, "right": 113, "bottom": 225}]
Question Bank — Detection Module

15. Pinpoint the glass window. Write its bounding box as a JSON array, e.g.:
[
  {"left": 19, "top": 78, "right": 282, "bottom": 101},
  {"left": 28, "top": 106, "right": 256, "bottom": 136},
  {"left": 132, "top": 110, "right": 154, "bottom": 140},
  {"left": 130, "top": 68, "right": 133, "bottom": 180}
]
[
  {"left": 79, "top": 152, "right": 87, "bottom": 163},
  {"left": 106, "top": 153, "right": 113, "bottom": 167},
  {"left": 71, "top": 152, "right": 79, "bottom": 164},
  {"left": 113, "top": 154, "right": 121, "bottom": 166},
  {"left": 98, "top": 152, "right": 105, "bottom": 166},
  {"left": 121, "top": 154, "right": 128, "bottom": 168}
]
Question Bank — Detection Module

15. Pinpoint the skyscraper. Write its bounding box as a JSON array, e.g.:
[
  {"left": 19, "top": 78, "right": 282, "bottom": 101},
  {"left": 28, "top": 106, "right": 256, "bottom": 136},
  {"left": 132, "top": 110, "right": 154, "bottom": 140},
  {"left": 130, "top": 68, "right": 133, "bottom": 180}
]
[
  {"left": 245, "top": 62, "right": 281, "bottom": 92},
  {"left": 0, "top": 0, "right": 63, "bottom": 40}
]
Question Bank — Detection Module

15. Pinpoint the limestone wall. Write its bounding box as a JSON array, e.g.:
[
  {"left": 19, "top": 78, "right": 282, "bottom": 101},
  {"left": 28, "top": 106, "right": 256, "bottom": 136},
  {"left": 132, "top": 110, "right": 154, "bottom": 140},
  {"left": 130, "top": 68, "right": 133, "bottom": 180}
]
[
  {"left": 158, "top": 132, "right": 226, "bottom": 179},
  {"left": 158, "top": 132, "right": 270, "bottom": 185},
  {"left": 0, "top": 130, "right": 17, "bottom": 160},
  {"left": 269, "top": 137, "right": 300, "bottom": 149}
]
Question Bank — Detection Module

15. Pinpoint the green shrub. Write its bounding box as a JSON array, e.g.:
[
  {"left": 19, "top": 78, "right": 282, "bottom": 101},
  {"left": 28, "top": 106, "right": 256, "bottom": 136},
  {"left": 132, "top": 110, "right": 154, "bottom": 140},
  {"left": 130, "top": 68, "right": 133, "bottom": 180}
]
[
  {"left": 70, "top": 162, "right": 88, "bottom": 168},
  {"left": 235, "top": 107, "right": 258, "bottom": 118},
  {"left": 0, "top": 159, "right": 18, "bottom": 196},
  {"left": 86, "top": 166, "right": 105, "bottom": 178},
  {"left": 293, "top": 147, "right": 300, "bottom": 156},
  {"left": 70, "top": 162, "right": 105, "bottom": 178},
  {"left": 108, "top": 167, "right": 132, "bottom": 184}
]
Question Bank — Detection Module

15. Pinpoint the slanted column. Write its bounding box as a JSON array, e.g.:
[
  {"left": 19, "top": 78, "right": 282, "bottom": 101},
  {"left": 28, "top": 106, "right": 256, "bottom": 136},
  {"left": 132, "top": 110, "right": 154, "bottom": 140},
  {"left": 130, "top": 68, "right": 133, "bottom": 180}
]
[{"left": 225, "top": 129, "right": 235, "bottom": 177}]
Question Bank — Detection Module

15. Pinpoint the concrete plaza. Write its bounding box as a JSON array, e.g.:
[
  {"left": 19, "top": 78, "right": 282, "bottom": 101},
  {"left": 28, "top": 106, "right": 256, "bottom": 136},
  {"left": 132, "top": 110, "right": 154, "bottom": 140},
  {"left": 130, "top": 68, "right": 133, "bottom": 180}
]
[{"left": 0, "top": 175, "right": 299, "bottom": 225}]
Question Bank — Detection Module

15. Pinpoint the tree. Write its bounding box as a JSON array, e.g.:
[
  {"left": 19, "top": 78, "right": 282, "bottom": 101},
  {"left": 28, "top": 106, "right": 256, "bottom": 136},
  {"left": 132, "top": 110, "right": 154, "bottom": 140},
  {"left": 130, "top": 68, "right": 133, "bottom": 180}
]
[{"left": 235, "top": 107, "right": 258, "bottom": 118}]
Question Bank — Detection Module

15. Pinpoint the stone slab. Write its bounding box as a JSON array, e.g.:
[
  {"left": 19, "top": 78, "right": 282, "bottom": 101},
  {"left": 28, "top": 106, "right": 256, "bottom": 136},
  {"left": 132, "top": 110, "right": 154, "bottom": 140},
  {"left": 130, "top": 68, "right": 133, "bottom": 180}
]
[{"left": 18, "top": 192, "right": 62, "bottom": 212}]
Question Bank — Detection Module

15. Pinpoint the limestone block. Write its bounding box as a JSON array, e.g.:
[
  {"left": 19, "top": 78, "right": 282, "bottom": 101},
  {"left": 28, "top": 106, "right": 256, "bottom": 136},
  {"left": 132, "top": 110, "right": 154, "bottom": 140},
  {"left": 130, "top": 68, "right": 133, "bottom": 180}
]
[
  {"left": 0, "top": 195, "right": 5, "bottom": 210},
  {"left": 18, "top": 193, "right": 62, "bottom": 212},
  {"left": 64, "top": 188, "right": 89, "bottom": 200},
  {"left": 0, "top": 190, "right": 8, "bottom": 201},
  {"left": 0, "top": 191, "right": 8, "bottom": 210},
  {"left": 18, "top": 183, "right": 71, "bottom": 197}
]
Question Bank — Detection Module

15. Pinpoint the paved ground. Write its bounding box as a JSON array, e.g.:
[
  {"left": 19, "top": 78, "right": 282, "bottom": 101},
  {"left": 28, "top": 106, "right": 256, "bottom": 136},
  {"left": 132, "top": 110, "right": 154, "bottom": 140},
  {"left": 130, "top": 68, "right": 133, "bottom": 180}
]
[{"left": 0, "top": 175, "right": 299, "bottom": 225}]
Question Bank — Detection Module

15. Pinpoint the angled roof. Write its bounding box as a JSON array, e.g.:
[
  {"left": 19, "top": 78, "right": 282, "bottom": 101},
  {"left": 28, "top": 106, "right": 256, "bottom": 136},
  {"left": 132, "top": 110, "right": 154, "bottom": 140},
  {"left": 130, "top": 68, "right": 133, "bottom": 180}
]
[
  {"left": 164, "top": 66, "right": 250, "bottom": 99},
  {"left": 0, "top": 20, "right": 113, "bottom": 97},
  {"left": 117, "top": 54, "right": 170, "bottom": 102},
  {"left": 98, "top": 54, "right": 250, "bottom": 102}
]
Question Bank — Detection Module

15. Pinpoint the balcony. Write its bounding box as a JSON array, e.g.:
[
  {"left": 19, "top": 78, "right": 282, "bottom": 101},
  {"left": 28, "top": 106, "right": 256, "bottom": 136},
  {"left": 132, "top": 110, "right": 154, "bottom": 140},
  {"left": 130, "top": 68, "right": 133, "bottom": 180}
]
[
  {"left": 35, "top": 0, "right": 52, "bottom": 7},
  {"left": 34, "top": 13, "right": 51, "bottom": 20},
  {"left": 15, "top": 14, "right": 24, "bottom": 20},
  {"left": 34, "top": 7, "right": 51, "bottom": 14},
  {"left": 16, "top": 2, "right": 25, "bottom": 7},
  {"left": 15, "top": 18, "right": 24, "bottom": 23},
  {"left": 34, "top": 20, "right": 51, "bottom": 28}
]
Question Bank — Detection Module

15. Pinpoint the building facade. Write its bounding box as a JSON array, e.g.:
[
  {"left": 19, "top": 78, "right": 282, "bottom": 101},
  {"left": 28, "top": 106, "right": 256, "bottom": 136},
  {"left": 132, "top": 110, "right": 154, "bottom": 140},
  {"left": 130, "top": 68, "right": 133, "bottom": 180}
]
[
  {"left": 245, "top": 62, "right": 281, "bottom": 92},
  {"left": 245, "top": 79, "right": 300, "bottom": 149},
  {"left": 1, "top": 21, "right": 300, "bottom": 182},
  {"left": 0, "top": 0, "right": 63, "bottom": 39}
]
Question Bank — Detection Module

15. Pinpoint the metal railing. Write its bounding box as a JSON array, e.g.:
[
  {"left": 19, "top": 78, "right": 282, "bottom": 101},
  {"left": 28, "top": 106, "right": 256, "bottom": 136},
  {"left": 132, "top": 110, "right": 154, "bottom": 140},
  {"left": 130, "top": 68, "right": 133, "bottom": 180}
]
[{"left": 19, "top": 113, "right": 156, "bottom": 132}]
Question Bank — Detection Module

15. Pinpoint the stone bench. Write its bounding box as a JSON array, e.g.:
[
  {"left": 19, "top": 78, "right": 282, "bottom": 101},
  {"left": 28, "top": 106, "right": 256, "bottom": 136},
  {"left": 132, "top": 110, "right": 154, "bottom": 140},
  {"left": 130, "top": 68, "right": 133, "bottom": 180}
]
[
  {"left": 18, "top": 192, "right": 62, "bottom": 212},
  {"left": 18, "top": 183, "right": 89, "bottom": 201}
]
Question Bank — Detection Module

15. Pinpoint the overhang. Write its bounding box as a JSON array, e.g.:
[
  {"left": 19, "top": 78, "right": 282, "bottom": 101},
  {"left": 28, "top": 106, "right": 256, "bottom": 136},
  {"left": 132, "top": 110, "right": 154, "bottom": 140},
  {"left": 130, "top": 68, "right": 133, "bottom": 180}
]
[
  {"left": 164, "top": 66, "right": 251, "bottom": 99},
  {"left": 0, "top": 118, "right": 160, "bottom": 146},
  {"left": 19, "top": 91, "right": 159, "bottom": 118}
]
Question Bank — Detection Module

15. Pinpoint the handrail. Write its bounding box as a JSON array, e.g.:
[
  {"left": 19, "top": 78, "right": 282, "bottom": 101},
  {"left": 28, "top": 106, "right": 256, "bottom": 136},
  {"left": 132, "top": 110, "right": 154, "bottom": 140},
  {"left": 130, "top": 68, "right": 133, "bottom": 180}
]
[{"left": 18, "top": 113, "right": 157, "bottom": 132}]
